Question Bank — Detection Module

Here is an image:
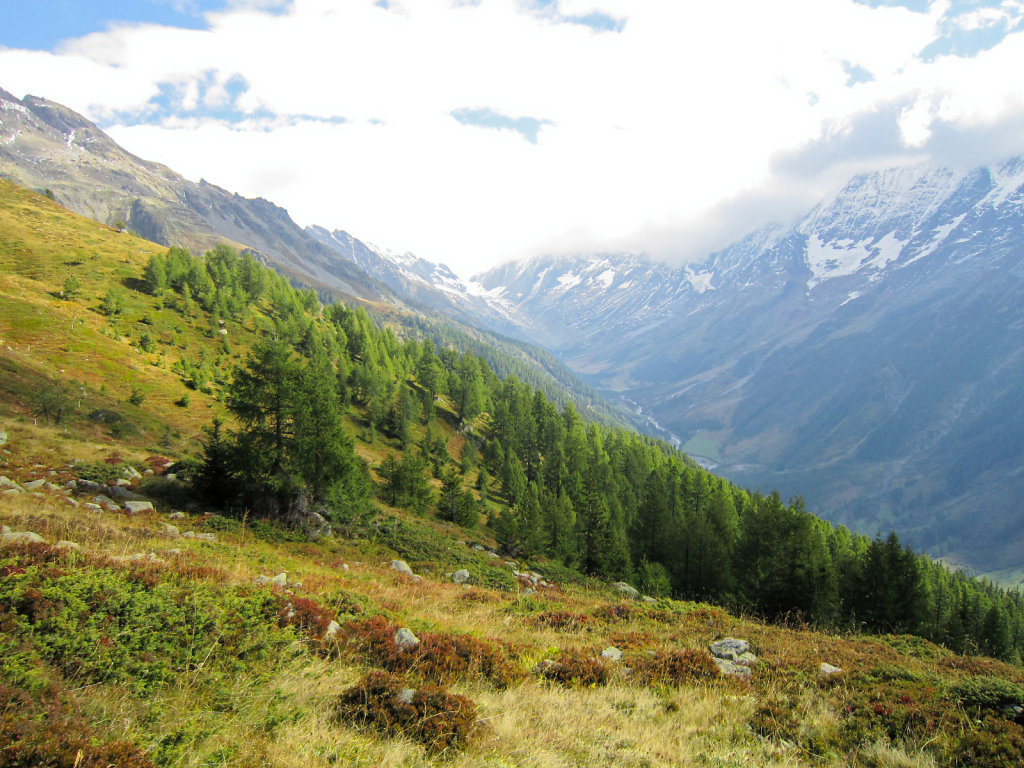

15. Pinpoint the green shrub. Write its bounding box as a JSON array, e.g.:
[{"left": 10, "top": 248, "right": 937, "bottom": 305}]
[
  {"left": 948, "top": 676, "right": 1024, "bottom": 714},
  {"left": 535, "top": 652, "right": 611, "bottom": 687},
  {"left": 630, "top": 648, "right": 720, "bottom": 686}
]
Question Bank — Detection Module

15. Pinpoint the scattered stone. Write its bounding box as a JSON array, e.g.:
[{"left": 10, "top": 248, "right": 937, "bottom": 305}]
[
  {"left": 44, "top": 482, "right": 61, "bottom": 492},
  {"left": 83, "top": 503, "right": 102, "bottom": 511},
  {"left": 271, "top": 572, "right": 288, "bottom": 587},
  {"left": 64, "top": 479, "right": 78, "bottom": 489},
  {"left": 106, "top": 485, "right": 141, "bottom": 501},
  {"left": 601, "top": 646, "right": 623, "bottom": 662},
  {"left": 488, "top": 551, "right": 500, "bottom": 558},
  {"left": 452, "top": 569, "right": 470, "bottom": 584},
  {"left": 1, "top": 489, "right": 21, "bottom": 497},
  {"left": 641, "top": 596, "right": 658, "bottom": 605},
  {"left": 53, "top": 540, "right": 80, "bottom": 551},
  {"left": 324, "top": 620, "right": 341, "bottom": 640},
  {"left": 342, "top": 563, "right": 349, "bottom": 571},
  {"left": 92, "top": 494, "right": 117, "bottom": 507},
  {"left": 521, "top": 587, "right": 535, "bottom": 596},
  {"left": 0, "top": 430, "right": 7, "bottom": 446},
  {"left": 613, "top": 582, "right": 640, "bottom": 599},
  {"left": 471, "top": 544, "right": 485, "bottom": 551},
  {"left": 124, "top": 500, "right": 155, "bottom": 514},
  {"left": 64, "top": 497, "right": 79, "bottom": 507},
  {"left": 0, "top": 524, "right": 9, "bottom": 535},
  {"left": 114, "top": 479, "right": 132, "bottom": 487},
  {"left": 123, "top": 465, "right": 143, "bottom": 480},
  {"left": 819, "top": 663, "right": 843, "bottom": 677},
  {"left": 195, "top": 532, "right": 216, "bottom": 542},
  {"left": 166, "top": 511, "right": 185, "bottom": 520},
  {"left": 390, "top": 560, "right": 414, "bottom": 577},
  {"left": 0, "top": 476, "right": 23, "bottom": 492},
  {"left": 397, "top": 687, "right": 416, "bottom": 705},
  {"left": 395, "top": 627, "right": 420, "bottom": 651},
  {"left": 254, "top": 575, "right": 270, "bottom": 586},
  {"left": 182, "top": 531, "right": 195, "bottom": 539},
  {"left": 23, "top": 479, "right": 46, "bottom": 491},
  {"left": 167, "top": 548, "right": 182, "bottom": 555},
  {"left": 162, "top": 523, "right": 180, "bottom": 538},
  {"left": 2, "top": 530, "right": 45, "bottom": 544}
]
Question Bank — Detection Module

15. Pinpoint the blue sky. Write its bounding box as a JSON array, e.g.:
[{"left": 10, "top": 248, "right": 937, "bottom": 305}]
[{"left": 3, "top": 0, "right": 1024, "bottom": 277}]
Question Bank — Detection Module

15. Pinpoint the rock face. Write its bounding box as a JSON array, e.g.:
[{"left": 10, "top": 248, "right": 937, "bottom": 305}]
[{"left": 281, "top": 493, "right": 333, "bottom": 541}]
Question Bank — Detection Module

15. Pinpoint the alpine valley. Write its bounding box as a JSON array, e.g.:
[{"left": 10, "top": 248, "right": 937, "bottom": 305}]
[{"left": 4, "top": 86, "right": 1024, "bottom": 580}]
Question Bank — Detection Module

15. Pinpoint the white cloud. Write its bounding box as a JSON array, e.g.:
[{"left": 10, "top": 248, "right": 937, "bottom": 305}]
[{"left": 3, "top": 0, "right": 1024, "bottom": 277}]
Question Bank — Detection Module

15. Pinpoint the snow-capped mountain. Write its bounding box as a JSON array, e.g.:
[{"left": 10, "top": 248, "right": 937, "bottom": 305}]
[{"left": 473, "top": 158, "right": 1024, "bottom": 577}]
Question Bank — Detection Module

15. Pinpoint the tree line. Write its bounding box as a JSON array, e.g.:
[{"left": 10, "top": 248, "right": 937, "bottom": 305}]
[{"left": 144, "top": 245, "right": 1024, "bottom": 662}]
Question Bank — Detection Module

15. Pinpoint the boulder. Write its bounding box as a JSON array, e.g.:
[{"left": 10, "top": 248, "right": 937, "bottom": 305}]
[
  {"left": 613, "top": 581, "right": 640, "bottom": 599},
  {"left": 124, "top": 500, "right": 155, "bottom": 514},
  {"left": 601, "top": 646, "right": 623, "bottom": 662},
  {"left": 254, "top": 575, "right": 271, "bottom": 586},
  {"left": 23, "top": 479, "right": 46, "bottom": 491},
  {"left": 54, "top": 540, "right": 80, "bottom": 551},
  {"left": 714, "top": 658, "right": 752, "bottom": 679},
  {"left": 281, "top": 492, "right": 333, "bottom": 541},
  {"left": 271, "top": 572, "right": 288, "bottom": 587},
  {"left": 396, "top": 687, "right": 416, "bottom": 705},
  {"left": 452, "top": 569, "right": 470, "bottom": 584},
  {"left": 324, "top": 620, "right": 341, "bottom": 640},
  {"left": 2, "top": 530, "right": 45, "bottom": 544},
  {"left": 166, "top": 511, "right": 185, "bottom": 520},
  {"left": 819, "top": 663, "right": 843, "bottom": 677},
  {"left": 390, "top": 560, "right": 414, "bottom": 577},
  {"left": 709, "top": 638, "right": 758, "bottom": 678},
  {"left": 395, "top": 627, "right": 420, "bottom": 651},
  {"left": 162, "top": 523, "right": 180, "bottom": 538},
  {"left": 0, "top": 476, "right": 23, "bottom": 491},
  {"left": 106, "top": 485, "right": 142, "bottom": 501},
  {"left": 195, "top": 532, "right": 216, "bottom": 542}
]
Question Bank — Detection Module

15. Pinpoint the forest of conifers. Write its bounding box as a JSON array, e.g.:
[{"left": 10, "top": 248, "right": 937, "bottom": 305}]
[{"left": 143, "top": 243, "right": 1024, "bottom": 663}]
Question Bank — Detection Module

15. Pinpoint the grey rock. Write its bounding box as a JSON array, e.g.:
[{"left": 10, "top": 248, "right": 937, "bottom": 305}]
[
  {"left": 166, "top": 511, "right": 185, "bottom": 520},
  {"left": 452, "top": 569, "right": 470, "bottom": 584},
  {"left": 1, "top": 489, "right": 21, "bottom": 497},
  {"left": 820, "top": 663, "right": 844, "bottom": 677},
  {"left": 23, "top": 479, "right": 46, "bottom": 491},
  {"left": 396, "top": 687, "right": 416, "bottom": 705},
  {"left": 390, "top": 560, "right": 414, "bottom": 576},
  {"left": 271, "top": 572, "right": 288, "bottom": 587},
  {"left": 195, "top": 532, "right": 216, "bottom": 542},
  {"left": 0, "top": 430, "right": 7, "bottom": 446},
  {"left": 714, "top": 658, "right": 752, "bottom": 679},
  {"left": 601, "top": 646, "right": 623, "bottom": 662},
  {"left": 92, "top": 494, "right": 117, "bottom": 507},
  {"left": 83, "top": 503, "right": 102, "bottom": 511},
  {"left": 106, "top": 485, "right": 141, "bottom": 500},
  {"left": 521, "top": 587, "right": 535, "bottom": 596},
  {"left": 281, "top": 492, "right": 333, "bottom": 541},
  {"left": 471, "top": 544, "right": 485, "bottom": 551},
  {"left": 395, "top": 627, "right": 420, "bottom": 651},
  {"left": 162, "top": 523, "right": 180, "bottom": 538},
  {"left": 324, "top": 620, "right": 341, "bottom": 640},
  {"left": 641, "top": 595, "right": 658, "bottom": 605},
  {"left": 44, "top": 482, "right": 61, "bottom": 491},
  {"left": 709, "top": 638, "right": 752, "bottom": 662},
  {"left": 2, "top": 530, "right": 45, "bottom": 544},
  {"left": 182, "top": 531, "right": 196, "bottom": 539},
  {"left": 114, "top": 478, "right": 132, "bottom": 487},
  {"left": 613, "top": 581, "right": 640, "bottom": 599},
  {"left": 54, "top": 540, "right": 80, "bottom": 551},
  {"left": 124, "top": 500, "right": 154, "bottom": 514},
  {"left": 254, "top": 575, "right": 271, "bottom": 586},
  {"left": 0, "top": 524, "right": 9, "bottom": 535},
  {"left": 0, "top": 476, "right": 23, "bottom": 491},
  {"left": 123, "top": 465, "right": 142, "bottom": 480}
]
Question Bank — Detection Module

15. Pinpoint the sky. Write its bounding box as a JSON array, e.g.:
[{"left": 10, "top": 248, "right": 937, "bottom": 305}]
[{"left": 3, "top": 0, "right": 1024, "bottom": 279}]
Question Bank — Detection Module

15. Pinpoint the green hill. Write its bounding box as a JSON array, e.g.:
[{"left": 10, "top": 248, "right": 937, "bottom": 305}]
[{"left": 4, "top": 179, "right": 1024, "bottom": 768}]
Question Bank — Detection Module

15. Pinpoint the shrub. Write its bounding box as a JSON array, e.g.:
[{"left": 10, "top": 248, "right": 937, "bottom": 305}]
[
  {"left": 631, "top": 648, "right": 720, "bottom": 686},
  {"left": 340, "top": 616, "right": 522, "bottom": 687},
  {"left": 278, "top": 595, "right": 336, "bottom": 639},
  {"left": 334, "top": 671, "right": 478, "bottom": 755},
  {"left": 950, "top": 718, "right": 1024, "bottom": 768},
  {"left": 535, "top": 652, "right": 611, "bottom": 687},
  {"left": 750, "top": 699, "right": 800, "bottom": 743},
  {"left": 948, "top": 676, "right": 1024, "bottom": 714}
]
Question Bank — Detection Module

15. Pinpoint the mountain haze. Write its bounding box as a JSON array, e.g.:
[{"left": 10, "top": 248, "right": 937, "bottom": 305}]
[{"left": 474, "top": 159, "right": 1024, "bottom": 577}]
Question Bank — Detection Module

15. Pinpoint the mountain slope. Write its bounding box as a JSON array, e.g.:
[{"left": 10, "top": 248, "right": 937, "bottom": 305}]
[
  {"left": 0, "top": 87, "right": 391, "bottom": 302},
  {"left": 474, "top": 159, "right": 1024, "bottom": 576}
]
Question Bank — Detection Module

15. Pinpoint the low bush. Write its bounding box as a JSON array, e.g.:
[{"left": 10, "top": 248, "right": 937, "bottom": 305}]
[
  {"left": 535, "top": 652, "right": 611, "bottom": 687},
  {"left": 948, "top": 676, "right": 1024, "bottom": 714},
  {"left": 533, "top": 610, "right": 593, "bottom": 631},
  {"left": 334, "top": 671, "right": 478, "bottom": 755},
  {"left": 950, "top": 717, "right": 1024, "bottom": 768},
  {"left": 340, "top": 615, "right": 523, "bottom": 687},
  {"left": 630, "top": 648, "right": 720, "bottom": 686}
]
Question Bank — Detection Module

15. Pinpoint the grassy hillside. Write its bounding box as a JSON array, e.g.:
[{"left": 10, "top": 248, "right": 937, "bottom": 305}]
[{"left": 4, "top": 180, "right": 1024, "bottom": 767}]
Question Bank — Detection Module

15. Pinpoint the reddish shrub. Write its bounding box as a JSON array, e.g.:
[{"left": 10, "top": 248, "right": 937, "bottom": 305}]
[
  {"left": 278, "top": 595, "right": 336, "bottom": 638},
  {"left": 631, "top": 648, "right": 721, "bottom": 686},
  {"left": 341, "top": 616, "right": 522, "bottom": 687},
  {"left": 592, "top": 603, "right": 635, "bottom": 622},
  {"left": 535, "top": 653, "right": 611, "bottom": 687},
  {"left": 335, "top": 671, "right": 478, "bottom": 754}
]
